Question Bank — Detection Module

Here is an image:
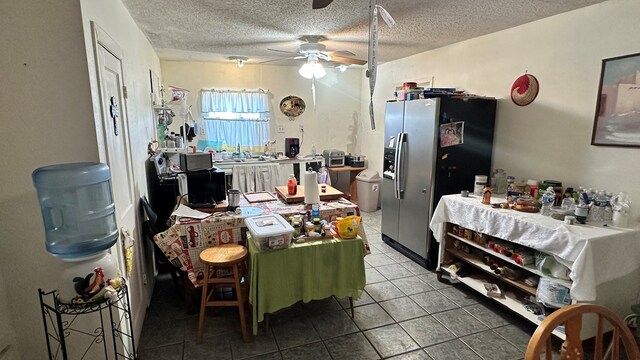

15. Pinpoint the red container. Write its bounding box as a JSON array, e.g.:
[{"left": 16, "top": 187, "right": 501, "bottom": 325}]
[{"left": 402, "top": 82, "right": 417, "bottom": 91}]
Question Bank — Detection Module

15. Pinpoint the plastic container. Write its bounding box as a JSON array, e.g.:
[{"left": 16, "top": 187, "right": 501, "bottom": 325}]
[
  {"left": 356, "top": 169, "right": 381, "bottom": 212},
  {"left": 32, "top": 163, "right": 118, "bottom": 259},
  {"left": 491, "top": 169, "right": 507, "bottom": 194},
  {"left": 473, "top": 175, "right": 488, "bottom": 196},
  {"left": 244, "top": 214, "right": 294, "bottom": 251}
]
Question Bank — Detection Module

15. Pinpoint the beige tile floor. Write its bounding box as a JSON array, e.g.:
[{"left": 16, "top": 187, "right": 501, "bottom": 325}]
[{"left": 138, "top": 210, "right": 540, "bottom": 360}]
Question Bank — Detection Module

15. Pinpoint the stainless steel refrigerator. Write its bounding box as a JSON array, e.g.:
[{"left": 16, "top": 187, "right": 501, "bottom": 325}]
[{"left": 381, "top": 97, "right": 496, "bottom": 269}]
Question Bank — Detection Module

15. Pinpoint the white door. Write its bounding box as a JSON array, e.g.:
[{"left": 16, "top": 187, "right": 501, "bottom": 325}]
[{"left": 92, "top": 23, "right": 137, "bottom": 357}]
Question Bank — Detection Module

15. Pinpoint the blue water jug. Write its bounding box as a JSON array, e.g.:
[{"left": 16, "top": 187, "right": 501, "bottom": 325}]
[{"left": 32, "top": 162, "right": 118, "bottom": 259}]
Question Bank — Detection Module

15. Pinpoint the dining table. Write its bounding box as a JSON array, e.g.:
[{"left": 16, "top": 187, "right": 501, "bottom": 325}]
[{"left": 153, "top": 194, "right": 368, "bottom": 287}]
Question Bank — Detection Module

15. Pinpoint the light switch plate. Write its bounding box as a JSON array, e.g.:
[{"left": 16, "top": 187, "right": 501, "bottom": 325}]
[{"left": 277, "top": 125, "right": 285, "bottom": 133}]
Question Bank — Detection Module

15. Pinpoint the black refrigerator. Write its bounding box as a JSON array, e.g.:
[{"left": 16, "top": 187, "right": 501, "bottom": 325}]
[{"left": 381, "top": 97, "right": 496, "bottom": 269}]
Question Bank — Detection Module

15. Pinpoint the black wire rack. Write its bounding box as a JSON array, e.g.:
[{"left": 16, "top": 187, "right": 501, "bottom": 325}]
[{"left": 38, "top": 285, "right": 136, "bottom": 359}]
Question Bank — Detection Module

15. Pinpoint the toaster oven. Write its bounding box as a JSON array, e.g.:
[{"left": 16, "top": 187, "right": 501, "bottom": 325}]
[{"left": 323, "top": 149, "right": 345, "bottom": 168}]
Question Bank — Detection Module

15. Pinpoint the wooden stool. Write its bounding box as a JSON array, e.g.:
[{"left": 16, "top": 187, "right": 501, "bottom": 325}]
[{"left": 197, "top": 244, "right": 249, "bottom": 343}]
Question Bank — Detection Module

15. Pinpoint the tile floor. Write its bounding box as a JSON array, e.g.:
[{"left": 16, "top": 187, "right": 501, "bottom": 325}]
[{"left": 138, "top": 210, "right": 538, "bottom": 359}]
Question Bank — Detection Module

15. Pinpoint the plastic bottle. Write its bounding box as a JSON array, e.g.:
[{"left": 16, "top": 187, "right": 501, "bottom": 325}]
[
  {"left": 591, "top": 190, "right": 607, "bottom": 223},
  {"left": 32, "top": 162, "right": 118, "bottom": 259},
  {"left": 287, "top": 174, "right": 297, "bottom": 195},
  {"left": 603, "top": 191, "right": 613, "bottom": 225},
  {"left": 311, "top": 203, "right": 320, "bottom": 218},
  {"left": 540, "top": 187, "right": 555, "bottom": 216}
]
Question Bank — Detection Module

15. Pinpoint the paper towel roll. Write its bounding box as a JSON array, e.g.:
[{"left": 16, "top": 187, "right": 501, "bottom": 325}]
[{"left": 304, "top": 170, "right": 320, "bottom": 205}]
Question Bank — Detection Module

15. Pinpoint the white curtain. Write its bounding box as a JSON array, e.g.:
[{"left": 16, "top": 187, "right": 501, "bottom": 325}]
[
  {"left": 202, "top": 120, "right": 269, "bottom": 149},
  {"left": 201, "top": 89, "right": 269, "bottom": 114},
  {"left": 231, "top": 163, "right": 293, "bottom": 193},
  {"left": 200, "top": 89, "right": 270, "bottom": 148}
]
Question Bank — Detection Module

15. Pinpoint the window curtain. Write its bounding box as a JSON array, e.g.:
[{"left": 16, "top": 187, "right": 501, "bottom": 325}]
[
  {"left": 200, "top": 89, "right": 270, "bottom": 151},
  {"left": 201, "top": 89, "right": 269, "bottom": 114}
]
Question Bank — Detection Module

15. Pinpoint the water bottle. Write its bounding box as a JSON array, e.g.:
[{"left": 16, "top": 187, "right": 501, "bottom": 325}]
[
  {"left": 603, "top": 191, "right": 613, "bottom": 225},
  {"left": 540, "top": 187, "right": 555, "bottom": 216},
  {"left": 591, "top": 190, "right": 607, "bottom": 223},
  {"left": 32, "top": 163, "right": 118, "bottom": 259}
]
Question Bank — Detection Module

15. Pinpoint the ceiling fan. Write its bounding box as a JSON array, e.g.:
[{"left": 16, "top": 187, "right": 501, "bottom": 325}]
[
  {"left": 264, "top": 36, "right": 367, "bottom": 78},
  {"left": 312, "top": 0, "right": 334, "bottom": 9}
]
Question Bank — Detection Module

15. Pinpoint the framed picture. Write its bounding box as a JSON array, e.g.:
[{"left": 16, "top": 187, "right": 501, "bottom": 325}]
[
  {"left": 440, "top": 121, "right": 464, "bottom": 147},
  {"left": 591, "top": 52, "right": 640, "bottom": 147}
]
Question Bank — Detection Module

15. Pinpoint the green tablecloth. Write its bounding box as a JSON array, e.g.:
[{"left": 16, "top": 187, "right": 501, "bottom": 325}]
[{"left": 248, "top": 235, "right": 366, "bottom": 335}]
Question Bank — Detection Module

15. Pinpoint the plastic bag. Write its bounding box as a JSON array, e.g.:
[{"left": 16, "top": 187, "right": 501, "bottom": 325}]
[
  {"left": 336, "top": 216, "right": 361, "bottom": 239},
  {"left": 536, "top": 277, "right": 571, "bottom": 308},
  {"left": 535, "top": 253, "right": 571, "bottom": 280}
]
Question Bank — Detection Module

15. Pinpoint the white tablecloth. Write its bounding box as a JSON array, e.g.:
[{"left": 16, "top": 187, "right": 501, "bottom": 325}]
[{"left": 429, "top": 194, "right": 640, "bottom": 302}]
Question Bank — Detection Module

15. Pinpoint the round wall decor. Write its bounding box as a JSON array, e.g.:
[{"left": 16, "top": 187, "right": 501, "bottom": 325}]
[
  {"left": 511, "top": 73, "right": 539, "bottom": 106},
  {"left": 280, "top": 95, "right": 306, "bottom": 118}
]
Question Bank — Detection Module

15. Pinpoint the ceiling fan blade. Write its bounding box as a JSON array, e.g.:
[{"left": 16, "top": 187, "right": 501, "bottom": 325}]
[
  {"left": 293, "top": 55, "right": 307, "bottom": 60},
  {"left": 259, "top": 57, "right": 296, "bottom": 64},
  {"left": 312, "top": 0, "right": 333, "bottom": 9},
  {"left": 326, "top": 50, "right": 356, "bottom": 57},
  {"left": 331, "top": 55, "right": 367, "bottom": 66},
  {"left": 267, "top": 48, "right": 300, "bottom": 55}
]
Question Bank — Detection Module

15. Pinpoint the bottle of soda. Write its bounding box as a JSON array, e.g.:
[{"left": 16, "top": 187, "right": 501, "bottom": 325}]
[{"left": 287, "top": 174, "right": 297, "bottom": 195}]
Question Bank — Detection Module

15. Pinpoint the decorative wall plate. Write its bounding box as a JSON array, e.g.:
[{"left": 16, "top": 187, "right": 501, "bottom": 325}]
[
  {"left": 280, "top": 95, "right": 306, "bottom": 118},
  {"left": 511, "top": 73, "right": 539, "bottom": 106}
]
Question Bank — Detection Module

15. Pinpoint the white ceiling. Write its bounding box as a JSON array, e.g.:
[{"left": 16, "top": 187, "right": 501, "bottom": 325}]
[{"left": 122, "top": 0, "right": 606, "bottom": 66}]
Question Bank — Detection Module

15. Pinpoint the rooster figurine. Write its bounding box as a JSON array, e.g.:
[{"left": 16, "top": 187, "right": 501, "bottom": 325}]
[{"left": 73, "top": 267, "right": 106, "bottom": 298}]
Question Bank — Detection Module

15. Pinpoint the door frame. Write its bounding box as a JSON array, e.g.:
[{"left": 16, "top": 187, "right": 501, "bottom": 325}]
[{"left": 90, "top": 21, "right": 138, "bottom": 354}]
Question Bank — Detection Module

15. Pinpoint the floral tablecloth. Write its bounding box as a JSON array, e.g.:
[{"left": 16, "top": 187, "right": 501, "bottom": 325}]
[{"left": 154, "top": 195, "right": 367, "bottom": 286}]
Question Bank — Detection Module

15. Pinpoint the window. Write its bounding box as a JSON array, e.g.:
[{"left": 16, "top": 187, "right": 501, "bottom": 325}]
[{"left": 200, "top": 89, "right": 270, "bottom": 152}]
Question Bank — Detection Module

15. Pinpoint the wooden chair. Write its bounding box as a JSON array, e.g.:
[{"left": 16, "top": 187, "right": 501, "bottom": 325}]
[
  {"left": 524, "top": 303, "right": 639, "bottom": 360},
  {"left": 197, "top": 244, "right": 249, "bottom": 343}
]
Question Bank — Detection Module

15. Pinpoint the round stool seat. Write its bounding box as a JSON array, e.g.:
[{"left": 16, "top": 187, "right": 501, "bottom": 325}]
[{"left": 199, "top": 244, "right": 247, "bottom": 266}]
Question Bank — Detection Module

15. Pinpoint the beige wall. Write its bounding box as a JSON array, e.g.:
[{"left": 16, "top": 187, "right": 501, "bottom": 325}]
[
  {"left": 360, "top": 0, "right": 640, "bottom": 220},
  {"left": 0, "top": 0, "right": 160, "bottom": 358},
  {"left": 160, "top": 61, "right": 363, "bottom": 157}
]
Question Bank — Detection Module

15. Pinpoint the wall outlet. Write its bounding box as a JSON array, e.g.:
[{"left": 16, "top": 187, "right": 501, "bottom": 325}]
[
  {"left": 299, "top": 124, "right": 304, "bottom": 132},
  {"left": 277, "top": 125, "right": 285, "bottom": 133}
]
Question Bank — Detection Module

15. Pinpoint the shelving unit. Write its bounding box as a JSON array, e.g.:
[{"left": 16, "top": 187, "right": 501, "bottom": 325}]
[
  {"left": 438, "top": 222, "right": 572, "bottom": 339},
  {"left": 38, "top": 285, "right": 136, "bottom": 359},
  {"left": 446, "top": 231, "right": 573, "bottom": 289}
]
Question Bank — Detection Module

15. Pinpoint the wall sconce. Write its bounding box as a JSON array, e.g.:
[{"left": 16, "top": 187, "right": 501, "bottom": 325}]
[{"left": 227, "top": 56, "right": 248, "bottom": 68}]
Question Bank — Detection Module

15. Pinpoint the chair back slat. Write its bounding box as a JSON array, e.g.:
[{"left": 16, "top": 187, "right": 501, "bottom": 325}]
[{"left": 524, "top": 304, "right": 639, "bottom": 360}]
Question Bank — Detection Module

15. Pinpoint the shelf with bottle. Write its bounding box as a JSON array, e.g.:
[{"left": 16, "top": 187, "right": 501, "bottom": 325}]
[{"left": 445, "top": 227, "right": 572, "bottom": 288}]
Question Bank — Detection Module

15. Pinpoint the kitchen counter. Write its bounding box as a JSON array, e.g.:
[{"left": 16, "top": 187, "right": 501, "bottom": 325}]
[{"left": 213, "top": 156, "right": 324, "bottom": 174}]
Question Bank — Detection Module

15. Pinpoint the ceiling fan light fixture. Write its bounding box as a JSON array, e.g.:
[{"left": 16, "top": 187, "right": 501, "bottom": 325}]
[
  {"left": 227, "top": 56, "right": 248, "bottom": 68},
  {"left": 337, "top": 64, "right": 349, "bottom": 72},
  {"left": 299, "top": 60, "right": 326, "bottom": 79}
]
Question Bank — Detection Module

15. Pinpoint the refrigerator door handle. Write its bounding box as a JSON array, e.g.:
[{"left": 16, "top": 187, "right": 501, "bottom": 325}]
[
  {"left": 393, "top": 132, "right": 401, "bottom": 199},
  {"left": 396, "top": 132, "right": 406, "bottom": 199}
]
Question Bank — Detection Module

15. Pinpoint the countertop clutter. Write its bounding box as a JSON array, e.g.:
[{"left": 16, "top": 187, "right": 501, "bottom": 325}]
[{"left": 430, "top": 194, "right": 640, "bottom": 339}]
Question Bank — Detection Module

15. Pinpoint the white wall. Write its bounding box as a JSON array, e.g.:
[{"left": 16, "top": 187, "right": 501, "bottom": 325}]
[
  {"left": 0, "top": 0, "right": 160, "bottom": 358},
  {"left": 360, "top": 0, "right": 640, "bottom": 220},
  {"left": 80, "top": 0, "right": 162, "bottom": 341},
  {"left": 0, "top": 1, "right": 99, "bottom": 358},
  {"left": 160, "top": 61, "right": 363, "bottom": 157}
]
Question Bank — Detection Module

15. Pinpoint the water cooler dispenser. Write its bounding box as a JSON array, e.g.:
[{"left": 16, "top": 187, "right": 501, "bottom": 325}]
[{"left": 32, "top": 162, "right": 121, "bottom": 304}]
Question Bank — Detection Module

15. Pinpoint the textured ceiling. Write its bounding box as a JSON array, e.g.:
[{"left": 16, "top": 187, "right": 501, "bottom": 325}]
[{"left": 122, "top": 0, "right": 605, "bottom": 66}]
